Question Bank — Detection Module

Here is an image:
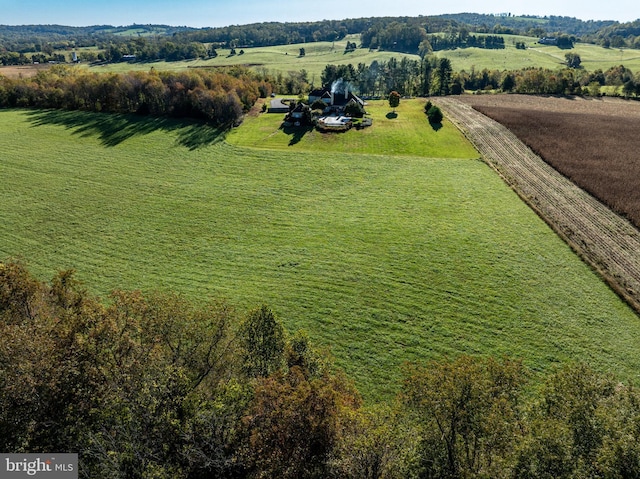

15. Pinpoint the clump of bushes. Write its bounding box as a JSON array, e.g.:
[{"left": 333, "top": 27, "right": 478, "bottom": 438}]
[
  {"left": 311, "top": 99, "right": 327, "bottom": 110},
  {"left": 344, "top": 99, "right": 366, "bottom": 118},
  {"left": 424, "top": 100, "right": 444, "bottom": 123}
]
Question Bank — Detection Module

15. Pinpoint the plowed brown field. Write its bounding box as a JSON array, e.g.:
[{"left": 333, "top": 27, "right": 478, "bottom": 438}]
[
  {"left": 437, "top": 96, "right": 640, "bottom": 313},
  {"left": 458, "top": 95, "right": 640, "bottom": 228}
]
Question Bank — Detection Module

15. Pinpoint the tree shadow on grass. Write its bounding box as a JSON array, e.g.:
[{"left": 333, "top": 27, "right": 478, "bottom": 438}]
[
  {"left": 386, "top": 112, "right": 398, "bottom": 119},
  {"left": 281, "top": 123, "right": 314, "bottom": 146},
  {"left": 429, "top": 121, "right": 443, "bottom": 132},
  {"left": 25, "top": 109, "right": 226, "bottom": 150}
]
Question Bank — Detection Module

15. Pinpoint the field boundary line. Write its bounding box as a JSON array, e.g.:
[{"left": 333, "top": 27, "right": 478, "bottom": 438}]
[{"left": 438, "top": 96, "right": 640, "bottom": 314}]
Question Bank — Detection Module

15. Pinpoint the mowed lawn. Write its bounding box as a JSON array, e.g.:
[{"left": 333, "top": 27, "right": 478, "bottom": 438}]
[
  {"left": 2, "top": 108, "right": 640, "bottom": 400},
  {"left": 227, "top": 99, "right": 478, "bottom": 158}
]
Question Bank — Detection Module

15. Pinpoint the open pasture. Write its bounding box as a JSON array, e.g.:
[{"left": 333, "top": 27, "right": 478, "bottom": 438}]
[
  {"left": 84, "top": 33, "right": 640, "bottom": 79},
  {"left": 2, "top": 107, "right": 640, "bottom": 400},
  {"left": 459, "top": 94, "right": 640, "bottom": 229},
  {"left": 435, "top": 35, "right": 640, "bottom": 72},
  {"left": 86, "top": 34, "right": 421, "bottom": 80}
]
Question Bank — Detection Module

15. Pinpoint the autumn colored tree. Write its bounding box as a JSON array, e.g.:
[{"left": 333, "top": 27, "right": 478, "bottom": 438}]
[
  {"left": 331, "top": 404, "right": 416, "bottom": 479},
  {"left": 0, "top": 260, "right": 40, "bottom": 323},
  {"left": 0, "top": 66, "right": 263, "bottom": 127},
  {"left": 241, "top": 365, "right": 361, "bottom": 479},
  {"left": 10, "top": 260, "right": 640, "bottom": 478},
  {"left": 0, "top": 261, "right": 239, "bottom": 477},
  {"left": 388, "top": 90, "right": 401, "bottom": 112},
  {"left": 285, "top": 329, "right": 328, "bottom": 378}
]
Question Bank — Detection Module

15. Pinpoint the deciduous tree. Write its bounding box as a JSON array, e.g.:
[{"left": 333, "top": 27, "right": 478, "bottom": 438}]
[
  {"left": 565, "top": 52, "right": 582, "bottom": 69},
  {"left": 241, "top": 365, "right": 360, "bottom": 479},
  {"left": 239, "top": 305, "right": 286, "bottom": 378},
  {"left": 402, "top": 356, "right": 527, "bottom": 478}
]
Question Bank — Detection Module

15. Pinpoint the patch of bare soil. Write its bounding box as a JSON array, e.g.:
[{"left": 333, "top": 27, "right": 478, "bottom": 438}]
[
  {"left": 437, "top": 96, "right": 640, "bottom": 313},
  {"left": 0, "top": 64, "right": 51, "bottom": 79},
  {"left": 247, "top": 98, "right": 266, "bottom": 117},
  {"left": 458, "top": 93, "right": 640, "bottom": 118}
]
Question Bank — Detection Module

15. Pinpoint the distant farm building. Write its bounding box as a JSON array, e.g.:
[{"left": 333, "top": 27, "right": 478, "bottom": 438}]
[{"left": 538, "top": 37, "right": 558, "bottom": 45}]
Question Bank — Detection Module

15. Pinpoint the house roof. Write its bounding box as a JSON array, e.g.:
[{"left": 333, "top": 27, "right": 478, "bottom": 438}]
[
  {"left": 309, "top": 87, "right": 329, "bottom": 97},
  {"left": 309, "top": 86, "right": 364, "bottom": 107},
  {"left": 268, "top": 99, "right": 289, "bottom": 112},
  {"left": 334, "top": 91, "right": 364, "bottom": 107}
]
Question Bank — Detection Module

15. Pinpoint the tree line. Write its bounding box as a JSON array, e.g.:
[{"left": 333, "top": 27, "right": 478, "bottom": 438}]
[
  {"left": 424, "top": 33, "right": 505, "bottom": 52},
  {"left": 99, "top": 38, "right": 210, "bottom": 63},
  {"left": 3, "top": 259, "right": 640, "bottom": 478},
  {"left": 318, "top": 57, "right": 449, "bottom": 98},
  {"left": 0, "top": 65, "right": 271, "bottom": 126},
  {"left": 359, "top": 22, "right": 506, "bottom": 54},
  {"left": 460, "top": 63, "right": 640, "bottom": 97},
  {"left": 0, "top": 24, "right": 190, "bottom": 54},
  {"left": 171, "top": 19, "right": 365, "bottom": 47},
  {"left": 436, "top": 13, "right": 617, "bottom": 37},
  {"left": 595, "top": 20, "right": 640, "bottom": 49},
  {"left": 2, "top": 60, "right": 638, "bottom": 126},
  {"left": 316, "top": 58, "right": 640, "bottom": 98}
]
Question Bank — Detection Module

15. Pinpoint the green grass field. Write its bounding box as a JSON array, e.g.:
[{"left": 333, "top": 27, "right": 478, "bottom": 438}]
[
  {"left": 86, "top": 33, "right": 640, "bottom": 79},
  {"left": 2, "top": 108, "right": 640, "bottom": 401},
  {"left": 434, "top": 34, "right": 640, "bottom": 72},
  {"left": 87, "top": 34, "right": 421, "bottom": 81}
]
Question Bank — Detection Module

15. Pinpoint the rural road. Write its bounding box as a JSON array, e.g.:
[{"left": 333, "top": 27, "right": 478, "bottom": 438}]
[{"left": 437, "top": 96, "right": 640, "bottom": 314}]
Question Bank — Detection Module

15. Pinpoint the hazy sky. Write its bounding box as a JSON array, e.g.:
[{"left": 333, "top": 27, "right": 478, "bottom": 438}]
[{"left": 1, "top": 0, "right": 638, "bottom": 27}]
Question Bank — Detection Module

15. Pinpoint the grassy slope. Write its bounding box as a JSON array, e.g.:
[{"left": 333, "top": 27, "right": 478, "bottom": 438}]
[
  {"left": 87, "top": 34, "right": 421, "bottom": 81},
  {"left": 436, "top": 35, "right": 640, "bottom": 72},
  {"left": 2, "top": 108, "right": 640, "bottom": 401},
  {"left": 87, "top": 33, "right": 640, "bottom": 79}
]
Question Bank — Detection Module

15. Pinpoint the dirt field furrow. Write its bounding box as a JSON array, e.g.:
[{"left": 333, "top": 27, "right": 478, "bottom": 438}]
[{"left": 437, "top": 97, "right": 640, "bottom": 311}]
